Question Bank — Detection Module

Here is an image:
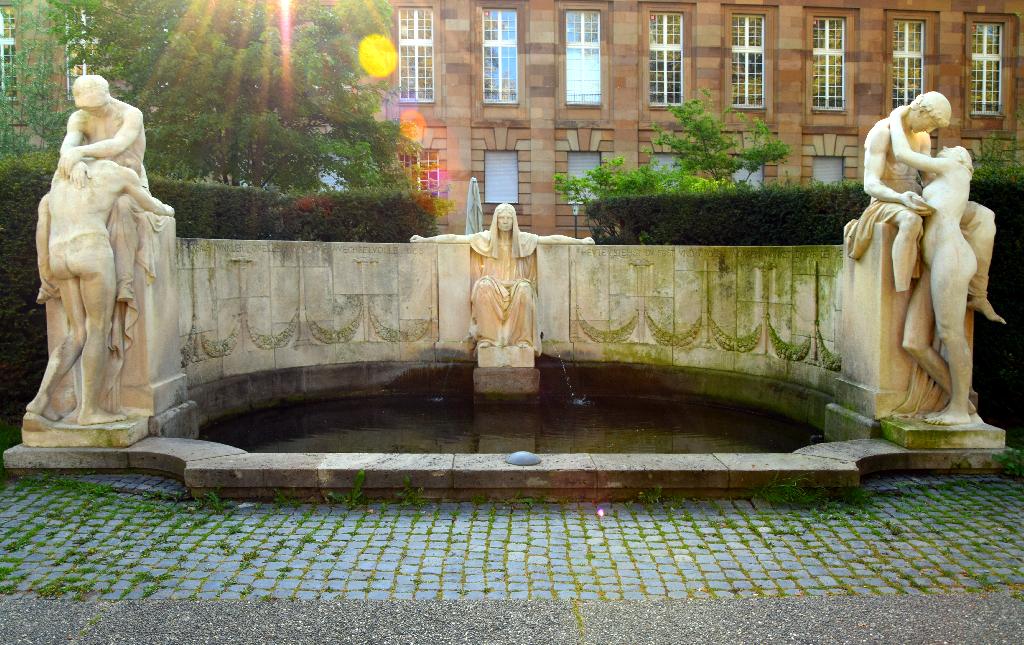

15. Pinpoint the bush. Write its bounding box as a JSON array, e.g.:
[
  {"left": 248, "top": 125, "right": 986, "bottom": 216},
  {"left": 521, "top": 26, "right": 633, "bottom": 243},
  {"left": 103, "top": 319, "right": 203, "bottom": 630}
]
[
  {"left": 587, "top": 175, "right": 1024, "bottom": 424},
  {"left": 0, "top": 154, "right": 438, "bottom": 420},
  {"left": 586, "top": 182, "right": 868, "bottom": 246}
]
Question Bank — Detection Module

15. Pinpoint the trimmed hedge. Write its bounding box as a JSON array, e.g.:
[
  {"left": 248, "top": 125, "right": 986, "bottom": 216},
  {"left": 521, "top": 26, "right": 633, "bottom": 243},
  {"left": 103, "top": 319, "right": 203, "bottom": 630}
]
[
  {"left": 0, "top": 153, "right": 438, "bottom": 420},
  {"left": 587, "top": 174, "right": 1024, "bottom": 424},
  {"left": 586, "top": 183, "right": 869, "bottom": 246}
]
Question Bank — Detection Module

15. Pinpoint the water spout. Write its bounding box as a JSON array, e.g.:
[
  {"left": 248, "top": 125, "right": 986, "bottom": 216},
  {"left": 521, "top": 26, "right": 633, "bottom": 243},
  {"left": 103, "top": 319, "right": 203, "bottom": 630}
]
[
  {"left": 555, "top": 351, "right": 590, "bottom": 407},
  {"left": 430, "top": 358, "right": 455, "bottom": 402}
]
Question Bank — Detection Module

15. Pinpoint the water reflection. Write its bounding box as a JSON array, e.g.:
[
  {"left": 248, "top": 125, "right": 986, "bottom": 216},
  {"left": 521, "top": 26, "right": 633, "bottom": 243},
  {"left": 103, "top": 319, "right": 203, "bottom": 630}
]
[{"left": 200, "top": 397, "right": 816, "bottom": 454}]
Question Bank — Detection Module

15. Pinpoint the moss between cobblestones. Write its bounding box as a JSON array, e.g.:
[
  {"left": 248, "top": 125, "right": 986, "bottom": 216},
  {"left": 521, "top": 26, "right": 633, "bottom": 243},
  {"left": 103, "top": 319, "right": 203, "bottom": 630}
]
[{"left": 0, "top": 473, "right": 1021, "bottom": 602}]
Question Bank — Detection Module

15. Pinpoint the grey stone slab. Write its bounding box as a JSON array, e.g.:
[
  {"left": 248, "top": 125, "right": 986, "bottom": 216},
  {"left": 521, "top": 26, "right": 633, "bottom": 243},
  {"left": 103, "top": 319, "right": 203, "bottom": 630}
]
[
  {"left": 318, "top": 453, "right": 454, "bottom": 490},
  {"left": 473, "top": 367, "right": 540, "bottom": 399},
  {"left": 184, "top": 453, "right": 325, "bottom": 492},
  {"left": 823, "top": 402, "right": 881, "bottom": 442},
  {"left": 452, "top": 454, "right": 598, "bottom": 491},
  {"left": 590, "top": 454, "right": 730, "bottom": 490},
  {"left": 713, "top": 453, "right": 860, "bottom": 488},
  {"left": 794, "top": 439, "right": 911, "bottom": 476},
  {"left": 881, "top": 417, "right": 1006, "bottom": 450},
  {"left": 901, "top": 449, "right": 1004, "bottom": 472},
  {"left": 125, "top": 438, "right": 247, "bottom": 478},
  {"left": 2, "top": 443, "right": 129, "bottom": 473}
]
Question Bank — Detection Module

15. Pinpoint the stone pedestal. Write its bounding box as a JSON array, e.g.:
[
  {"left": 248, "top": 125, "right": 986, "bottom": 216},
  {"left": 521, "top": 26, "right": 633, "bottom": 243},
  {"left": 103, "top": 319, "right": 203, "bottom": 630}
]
[
  {"left": 881, "top": 417, "right": 1005, "bottom": 450},
  {"left": 473, "top": 367, "right": 540, "bottom": 402},
  {"left": 478, "top": 345, "right": 534, "bottom": 368},
  {"left": 22, "top": 413, "right": 149, "bottom": 448},
  {"left": 835, "top": 223, "right": 978, "bottom": 438},
  {"left": 836, "top": 223, "right": 914, "bottom": 425},
  {"left": 25, "top": 220, "right": 194, "bottom": 448}
]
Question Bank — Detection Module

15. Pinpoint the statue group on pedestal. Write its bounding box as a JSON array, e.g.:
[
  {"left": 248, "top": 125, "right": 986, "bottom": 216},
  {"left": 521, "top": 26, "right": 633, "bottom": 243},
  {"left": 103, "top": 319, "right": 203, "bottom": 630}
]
[
  {"left": 26, "top": 76, "right": 174, "bottom": 427},
  {"left": 845, "top": 91, "right": 1004, "bottom": 426}
]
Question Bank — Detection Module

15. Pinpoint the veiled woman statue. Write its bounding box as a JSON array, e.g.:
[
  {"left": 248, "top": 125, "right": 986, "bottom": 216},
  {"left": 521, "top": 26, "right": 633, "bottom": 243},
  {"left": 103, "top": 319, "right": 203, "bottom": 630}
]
[{"left": 412, "top": 203, "right": 593, "bottom": 366}]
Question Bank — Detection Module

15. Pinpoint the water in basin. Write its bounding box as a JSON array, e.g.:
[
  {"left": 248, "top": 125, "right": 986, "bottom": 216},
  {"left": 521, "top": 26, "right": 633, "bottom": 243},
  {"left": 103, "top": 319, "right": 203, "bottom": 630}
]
[{"left": 199, "top": 396, "right": 817, "bottom": 454}]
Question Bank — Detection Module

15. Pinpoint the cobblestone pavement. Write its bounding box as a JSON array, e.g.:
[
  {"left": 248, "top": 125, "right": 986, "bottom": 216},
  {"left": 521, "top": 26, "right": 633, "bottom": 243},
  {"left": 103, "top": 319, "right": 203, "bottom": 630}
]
[{"left": 0, "top": 474, "right": 1021, "bottom": 602}]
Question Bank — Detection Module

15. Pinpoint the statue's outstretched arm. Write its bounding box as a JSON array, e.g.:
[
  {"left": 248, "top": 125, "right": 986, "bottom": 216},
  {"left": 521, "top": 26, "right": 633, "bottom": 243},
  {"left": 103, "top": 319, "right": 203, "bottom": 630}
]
[
  {"left": 537, "top": 234, "right": 595, "bottom": 245},
  {"left": 115, "top": 166, "right": 174, "bottom": 217},
  {"left": 410, "top": 233, "right": 473, "bottom": 243},
  {"left": 35, "top": 195, "right": 59, "bottom": 303}
]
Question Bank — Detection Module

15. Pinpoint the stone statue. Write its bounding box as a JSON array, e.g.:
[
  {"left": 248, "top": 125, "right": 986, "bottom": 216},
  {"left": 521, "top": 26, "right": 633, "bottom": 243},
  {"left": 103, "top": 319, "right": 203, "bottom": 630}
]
[
  {"left": 845, "top": 91, "right": 1003, "bottom": 324},
  {"left": 27, "top": 160, "right": 174, "bottom": 425},
  {"left": 57, "top": 75, "right": 157, "bottom": 304},
  {"left": 886, "top": 107, "right": 981, "bottom": 426},
  {"left": 26, "top": 74, "right": 177, "bottom": 434},
  {"left": 411, "top": 203, "right": 594, "bottom": 367}
]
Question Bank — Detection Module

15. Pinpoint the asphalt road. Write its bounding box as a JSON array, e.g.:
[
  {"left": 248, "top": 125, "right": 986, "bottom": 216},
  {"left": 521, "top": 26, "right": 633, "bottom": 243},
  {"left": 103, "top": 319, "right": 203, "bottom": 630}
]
[{"left": 1, "top": 593, "right": 1022, "bottom": 644}]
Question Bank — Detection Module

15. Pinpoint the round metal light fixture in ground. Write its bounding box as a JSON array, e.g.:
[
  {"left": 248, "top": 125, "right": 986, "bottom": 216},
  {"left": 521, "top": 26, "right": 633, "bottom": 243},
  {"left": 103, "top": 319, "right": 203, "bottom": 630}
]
[{"left": 506, "top": 451, "right": 541, "bottom": 466}]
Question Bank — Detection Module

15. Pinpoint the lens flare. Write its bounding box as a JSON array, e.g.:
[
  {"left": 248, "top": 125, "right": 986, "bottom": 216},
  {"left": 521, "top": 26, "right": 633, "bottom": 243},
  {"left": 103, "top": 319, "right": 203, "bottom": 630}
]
[
  {"left": 400, "top": 109, "right": 426, "bottom": 141},
  {"left": 279, "top": 0, "right": 293, "bottom": 111},
  {"left": 359, "top": 34, "right": 398, "bottom": 78},
  {"left": 597, "top": 508, "right": 605, "bottom": 519}
]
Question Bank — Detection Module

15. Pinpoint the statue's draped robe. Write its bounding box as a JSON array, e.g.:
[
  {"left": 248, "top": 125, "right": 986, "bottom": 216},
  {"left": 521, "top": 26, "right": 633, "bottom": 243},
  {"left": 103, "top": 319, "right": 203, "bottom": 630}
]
[{"left": 467, "top": 229, "right": 541, "bottom": 356}]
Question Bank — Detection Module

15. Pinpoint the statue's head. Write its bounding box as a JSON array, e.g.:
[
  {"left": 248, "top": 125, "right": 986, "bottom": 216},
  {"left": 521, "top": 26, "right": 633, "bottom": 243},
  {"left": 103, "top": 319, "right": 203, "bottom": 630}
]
[
  {"left": 72, "top": 75, "right": 111, "bottom": 111},
  {"left": 907, "top": 92, "right": 951, "bottom": 133},
  {"left": 938, "top": 146, "right": 974, "bottom": 175},
  {"left": 494, "top": 203, "right": 516, "bottom": 233}
]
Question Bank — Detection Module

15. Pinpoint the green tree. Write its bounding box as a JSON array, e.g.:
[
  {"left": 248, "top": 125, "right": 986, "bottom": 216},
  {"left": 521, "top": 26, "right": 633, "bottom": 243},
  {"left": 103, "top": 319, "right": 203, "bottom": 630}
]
[
  {"left": 0, "top": 1, "right": 74, "bottom": 158},
  {"left": 554, "top": 156, "right": 719, "bottom": 205},
  {"left": 48, "top": 0, "right": 407, "bottom": 191},
  {"left": 652, "top": 89, "right": 789, "bottom": 183}
]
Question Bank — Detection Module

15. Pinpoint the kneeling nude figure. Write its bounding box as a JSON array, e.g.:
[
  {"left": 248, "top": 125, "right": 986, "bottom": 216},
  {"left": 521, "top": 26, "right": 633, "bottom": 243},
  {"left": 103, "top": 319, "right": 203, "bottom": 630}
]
[
  {"left": 26, "top": 160, "right": 174, "bottom": 425},
  {"left": 888, "top": 106, "right": 980, "bottom": 426}
]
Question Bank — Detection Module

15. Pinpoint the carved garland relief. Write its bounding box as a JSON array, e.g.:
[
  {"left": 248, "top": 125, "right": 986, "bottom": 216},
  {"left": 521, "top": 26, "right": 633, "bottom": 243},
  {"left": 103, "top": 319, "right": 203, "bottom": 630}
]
[
  {"left": 570, "top": 247, "right": 842, "bottom": 371},
  {"left": 181, "top": 243, "right": 436, "bottom": 367}
]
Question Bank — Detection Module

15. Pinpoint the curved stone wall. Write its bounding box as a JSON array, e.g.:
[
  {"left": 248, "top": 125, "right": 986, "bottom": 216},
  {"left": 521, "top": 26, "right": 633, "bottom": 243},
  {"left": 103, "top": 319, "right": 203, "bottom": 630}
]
[{"left": 177, "top": 239, "right": 843, "bottom": 414}]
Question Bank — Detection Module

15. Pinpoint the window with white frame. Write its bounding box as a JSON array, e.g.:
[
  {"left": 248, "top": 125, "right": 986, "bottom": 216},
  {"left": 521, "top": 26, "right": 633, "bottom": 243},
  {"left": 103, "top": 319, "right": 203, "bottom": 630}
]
[
  {"left": 648, "top": 13, "right": 683, "bottom": 106},
  {"left": 566, "top": 152, "right": 601, "bottom": 203},
  {"left": 812, "top": 18, "right": 845, "bottom": 110},
  {"left": 485, "top": 151, "right": 519, "bottom": 203},
  {"left": 733, "top": 165, "right": 764, "bottom": 185},
  {"left": 483, "top": 9, "right": 517, "bottom": 103},
  {"left": 1, "top": 7, "right": 15, "bottom": 96},
  {"left": 400, "top": 150, "right": 443, "bottom": 196},
  {"left": 565, "top": 10, "right": 600, "bottom": 105},
  {"left": 398, "top": 8, "right": 434, "bottom": 102},
  {"left": 649, "top": 153, "right": 679, "bottom": 170},
  {"left": 812, "top": 156, "right": 844, "bottom": 183},
  {"left": 731, "top": 15, "right": 764, "bottom": 108},
  {"left": 971, "top": 23, "right": 1002, "bottom": 115},
  {"left": 891, "top": 20, "right": 924, "bottom": 109}
]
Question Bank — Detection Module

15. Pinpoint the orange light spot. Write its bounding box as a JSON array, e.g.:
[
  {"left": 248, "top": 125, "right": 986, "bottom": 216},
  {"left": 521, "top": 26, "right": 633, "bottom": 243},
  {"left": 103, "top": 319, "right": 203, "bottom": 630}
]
[
  {"left": 400, "top": 109, "right": 426, "bottom": 141},
  {"left": 359, "top": 34, "right": 397, "bottom": 78}
]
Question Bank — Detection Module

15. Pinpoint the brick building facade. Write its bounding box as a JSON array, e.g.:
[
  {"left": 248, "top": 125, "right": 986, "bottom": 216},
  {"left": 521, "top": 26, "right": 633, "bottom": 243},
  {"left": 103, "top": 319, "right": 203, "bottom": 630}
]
[
  {"left": 380, "top": 1, "right": 1023, "bottom": 235},
  {"left": 2, "top": 1, "right": 1021, "bottom": 235}
]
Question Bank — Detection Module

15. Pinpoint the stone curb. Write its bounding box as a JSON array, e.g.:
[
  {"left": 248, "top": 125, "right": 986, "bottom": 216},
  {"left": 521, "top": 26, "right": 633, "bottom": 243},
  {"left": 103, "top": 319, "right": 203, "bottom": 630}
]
[{"left": 3, "top": 437, "right": 1005, "bottom": 500}]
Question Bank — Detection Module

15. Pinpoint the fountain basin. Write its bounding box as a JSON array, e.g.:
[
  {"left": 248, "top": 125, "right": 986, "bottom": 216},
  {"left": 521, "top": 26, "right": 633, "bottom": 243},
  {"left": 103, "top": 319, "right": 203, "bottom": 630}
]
[{"left": 3, "top": 360, "right": 1004, "bottom": 500}]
